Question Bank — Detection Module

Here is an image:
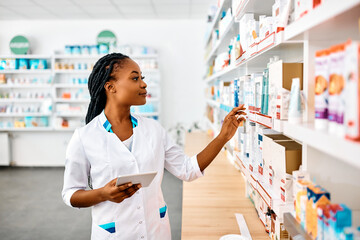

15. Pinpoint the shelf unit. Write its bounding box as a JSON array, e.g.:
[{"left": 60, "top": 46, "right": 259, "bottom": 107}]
[
  {"left": 0, "top": 53, "right": 161, "bottom": 131},
  {"left": 203, "top": 0, "right": 360, "bottom": 236}
]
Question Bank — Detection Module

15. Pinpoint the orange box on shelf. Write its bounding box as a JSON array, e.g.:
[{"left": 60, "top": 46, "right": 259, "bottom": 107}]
[{"left": 62, "top": 92, "right": 71, "bottom": 99}]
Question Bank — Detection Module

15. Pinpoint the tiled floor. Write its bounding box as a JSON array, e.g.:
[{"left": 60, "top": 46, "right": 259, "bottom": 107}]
[{"left": 0, "top": 167, "right": 182, "bottom": 240}]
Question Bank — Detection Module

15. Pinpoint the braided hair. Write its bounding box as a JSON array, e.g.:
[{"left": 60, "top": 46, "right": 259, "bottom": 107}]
[{"left": 85, "top": 53, "right": 130, "bottom": 124}]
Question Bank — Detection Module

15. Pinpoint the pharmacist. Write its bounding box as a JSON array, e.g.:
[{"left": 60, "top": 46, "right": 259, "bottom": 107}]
[{"left": 62, "top": 53, "right": 246, "bottom": 240}]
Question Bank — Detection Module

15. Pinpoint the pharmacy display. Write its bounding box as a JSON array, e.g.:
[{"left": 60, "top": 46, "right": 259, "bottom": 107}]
[
  {"left": 204, "top": 0, "right": 360, "bottom": 239},
  {"left": 0, "top": 38, "right": 161, "bottom": 131}
]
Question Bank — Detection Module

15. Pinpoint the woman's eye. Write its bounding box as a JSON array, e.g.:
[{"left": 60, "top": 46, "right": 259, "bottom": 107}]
[
  {"left": 141, "top": 76, "right": 145, "bottom": 80},
  {"left": 133, "top": 77, "right": 139, "bottom": 81}
]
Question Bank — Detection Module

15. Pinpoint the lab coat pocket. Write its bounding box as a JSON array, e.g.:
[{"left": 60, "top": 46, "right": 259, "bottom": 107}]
[
  {"left": 91, "top": 222, "right": 115, "bottom": 240},
  {"left": 159, "top": 204, "right": 167, "bottom": 219}
]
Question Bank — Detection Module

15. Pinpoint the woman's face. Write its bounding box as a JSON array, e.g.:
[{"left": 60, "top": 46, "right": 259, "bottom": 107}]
[{"left": 105, "top": 58, "right": 147, "bottom": 106}]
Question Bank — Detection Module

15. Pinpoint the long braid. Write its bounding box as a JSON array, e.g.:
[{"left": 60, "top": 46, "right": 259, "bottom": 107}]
[{"left": 85, "top": 53, "right": 129, "bottom": 124}]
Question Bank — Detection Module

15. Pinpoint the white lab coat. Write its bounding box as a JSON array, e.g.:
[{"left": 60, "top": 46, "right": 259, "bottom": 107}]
[{"left": 62, "top": 111, "right": 204, "bottom": 240}]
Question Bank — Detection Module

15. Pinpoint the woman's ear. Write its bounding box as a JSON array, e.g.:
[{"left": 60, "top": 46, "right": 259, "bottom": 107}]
[{"left": 104, "top": 81, "right": 116, "bottom": 93}]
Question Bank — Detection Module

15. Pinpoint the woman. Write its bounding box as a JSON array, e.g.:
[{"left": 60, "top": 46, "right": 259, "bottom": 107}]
[{"left": 62, "top": 53, "right": 246, "bottom": 240}]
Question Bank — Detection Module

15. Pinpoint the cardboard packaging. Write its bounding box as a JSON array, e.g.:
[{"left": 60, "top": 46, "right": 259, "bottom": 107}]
[
  {"left": 306, "top": 185, "right": 331, "bottom": 238},
  {"left": 269, "top": 60, "right": 303, "bottom": 119}
]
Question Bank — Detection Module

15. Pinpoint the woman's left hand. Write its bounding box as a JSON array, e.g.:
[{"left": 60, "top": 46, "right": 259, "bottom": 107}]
[{"left": 219, "top": 105, "right": 246, "bottom": 142}]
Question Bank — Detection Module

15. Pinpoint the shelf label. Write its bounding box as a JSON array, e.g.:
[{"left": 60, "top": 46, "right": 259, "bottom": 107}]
[
  {"left": 256, "top": 113, "right": 273, "bottom": 128},
  {"left": 257, "top": 181, "right": 272, "bottom": 208},
  {"left": 10, "top": 35, "right": 29, "bottom": 55},
  {"left": 257, "top": 32, "right": 275, "bottom": 53}
]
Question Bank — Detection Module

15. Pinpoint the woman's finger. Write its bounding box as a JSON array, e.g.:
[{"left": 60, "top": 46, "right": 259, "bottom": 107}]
[
  {"left": 228, "top": 105, "right": 246, "bottom": 117},
  {"left": 117, "top": 182, "right": 133, "bottom": 191}
]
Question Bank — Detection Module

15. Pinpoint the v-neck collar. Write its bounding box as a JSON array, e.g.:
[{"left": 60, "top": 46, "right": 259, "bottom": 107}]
[{"left": 100, "top": 110, "right": 138, "bottom": 133}]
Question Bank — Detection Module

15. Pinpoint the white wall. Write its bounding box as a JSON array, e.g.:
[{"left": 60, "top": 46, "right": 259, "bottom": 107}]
[{"left": 0, "top": 19, "right": 206, "bottom": 130}]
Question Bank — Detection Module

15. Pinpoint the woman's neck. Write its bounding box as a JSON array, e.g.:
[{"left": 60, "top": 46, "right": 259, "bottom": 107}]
[{"left": 104, "top": 103, "right": 131, "bottom": 125}]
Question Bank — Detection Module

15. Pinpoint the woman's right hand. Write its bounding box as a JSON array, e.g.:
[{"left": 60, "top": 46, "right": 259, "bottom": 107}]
[{"left": 101, "top": 178, "right": 142, "bottom": 203}]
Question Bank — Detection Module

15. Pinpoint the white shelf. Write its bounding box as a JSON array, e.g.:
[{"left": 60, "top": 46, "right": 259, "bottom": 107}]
[
  {"left": 54, "top": 127, "right": 78, "bottom": 132},
  {"left": 205, "top": 64, "right": 238, "bottom": 83},
  {"left": 0, "top": 113, "right": 51, "bottom": 117},
  {"left": 53, "top": 54, "right": 158, "bottom": 59},
  {"left": 54, "top": 98, "right": 89, "bottom": 103},
  {"left": 0, "top": 55, "right": 51, "bottom": 59},
  {"left": 0, "top": 98, "right": 51, "bottom": 103},
  {"left": 0, "top": 69, "right": 52, "bottom": 74},
  {"left": 234, "top": 0, "right": 273, "bottom": 20},
  {"left": 54, "top": 54, "right": 105, "bottom": 59},
  {"left": 205, "top": 39, "right": 303, "bottom": 83},
  {"left": 204, "top": 0, "right": 229, "bottom": 45},
  {"left": 54, "top": 70, "right": 91, "bottom": 74},
  {"left": 206, "top": 99, "right": 221, "bottom": 108},
  {"left": 0, "top": 84, "right": 51, "bottom": 89},
  {"left": 0, "top": 127, "right": 53, "bottom": 131},
  {"left": 53, "top": 84, "right": 87, "bottom": 88},
  {"left": 205, "top": 116, "right": 220, "bottom": 135},
  {"left": 55, "top": 113, "right": 86, "bottom": 117},
  {"left": 131, "top": 54, "right": 159, "bottom": 59},
  {"left": 204, "top": 17, "right": 235, "bottom": 63},
  {"left": 283, "top": 122, "right": 360, "bottom": 169},
  {"left": 284, "top": 0, "right": 360, "bottom": 41}
]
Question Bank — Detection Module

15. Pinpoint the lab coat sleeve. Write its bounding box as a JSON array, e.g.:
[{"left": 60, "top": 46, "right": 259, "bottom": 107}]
[
  {"left": 62, "top": 129, "right": 90, "bottom": 208},
  {"left": 163, "top": 129, "right": 204, "bottom": 182}
]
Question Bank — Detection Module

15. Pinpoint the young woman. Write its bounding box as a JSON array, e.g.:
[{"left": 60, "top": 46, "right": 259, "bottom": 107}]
[{"left": 62, "top": 53, "right": 246, "bottom": 240}]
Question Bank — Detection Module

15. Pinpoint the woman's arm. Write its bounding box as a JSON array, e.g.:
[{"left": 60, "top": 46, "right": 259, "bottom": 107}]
[
  {"left": 70, "top": 179, "right": 141, "bottom": 208},
  {"left": 197, "top": 105, "right": 246, "bottom": 172}
]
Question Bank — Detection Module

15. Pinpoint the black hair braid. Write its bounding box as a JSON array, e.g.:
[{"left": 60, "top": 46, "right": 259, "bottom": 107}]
[{"left": 85, "top": 53, "right": 129, "bottom": 124}]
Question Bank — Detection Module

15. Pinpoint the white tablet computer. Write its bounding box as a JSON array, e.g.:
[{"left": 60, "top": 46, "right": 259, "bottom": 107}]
[{"left": 116, "top": 171, "right": 157, "bottom": 188}]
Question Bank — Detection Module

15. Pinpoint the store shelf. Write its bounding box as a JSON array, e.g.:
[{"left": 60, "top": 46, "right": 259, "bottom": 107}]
[
  {"left": 234, "top": 40, "right": 303, "bottom": 72},
  {"left": 284, "top": 0, "right": 360, "bottom": 41},
  {"left": 0, "top": 55, "right": 51, "bottom": 59},
  {"left": 0, "top": 84, "right": 51, "bottom": 89},
  {"left": 206, "top": 98, "right": 220, "bottom": 108},
  {"left": 54, "top": 70, "right": 91, "bottom": 74},
  {"left": 0, "top": 98, "right": 51, "bottom": 103},
  {"left": 53, "top": 54, "right": 158, "bottom": 59},
  {"left": 0, "top": 127, "right": 53, "bottom": 132},
  {"left": 54, "top": 127, "right": 77, "bottom": 132},
  {"left": 204, "top": 17, "right": 235, "bottom": 63},
  {"left": 283, "top": 213, "right": 312, "bottom": 240},
  {"left": 283, "top": 122, "right": 360, "bottom": 169},
  {"left": 234, "top": 0, "right": 273, "bottom": 21},
  {"left": 55, "top": 113, "right": 86, "bottom": 117},
  {"left": 205, "top": 116, "right": 220, "bottom": 135},
  {"left": 54, "top": 98, "right": 89, "bottom": 103},
  {"left": 0, "top": 69, "right": 52, "bottom": 74},
  {"left": 205, "top": 64, "right": 238, "bottom": 83},
  {"left": 53, "top": 84, "right": 87, "bottom": 88},
  {"left": 0, "top": 113, "right": 51, "bottom": 117},
  {"left": 204, "top": 0, "right": 229, "bottom": 45},
  {"left": 205, "top": 39, "right": 303, "bottom": 83}
]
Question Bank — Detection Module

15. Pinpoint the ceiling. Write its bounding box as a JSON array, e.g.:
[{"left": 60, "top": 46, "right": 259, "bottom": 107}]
[{"left": 0, "top": 0, "right": 214, "bottom": 20}]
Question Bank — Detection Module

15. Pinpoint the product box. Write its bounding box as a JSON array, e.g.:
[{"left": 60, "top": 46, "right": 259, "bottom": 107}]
[
  {"left": 345, "top": 41, "right": 360, "bottom": 141},
  {"left": 275, "top": 89, "right": 290, "bottom": 120},
  {"left": 262, "top": 134, "right": 292, "bottom": 183},
  {"left": 317, "top": 204, "right": 330, "bottom": 240},
  {"left": 306, "top": 185, "right": 331, "bottom": 238},
  {"left": 328, "top": 204, "right": 352, "bottom": 240},
  {"left": 295, "top": 180, "right": 313, "bottom": 225}
]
